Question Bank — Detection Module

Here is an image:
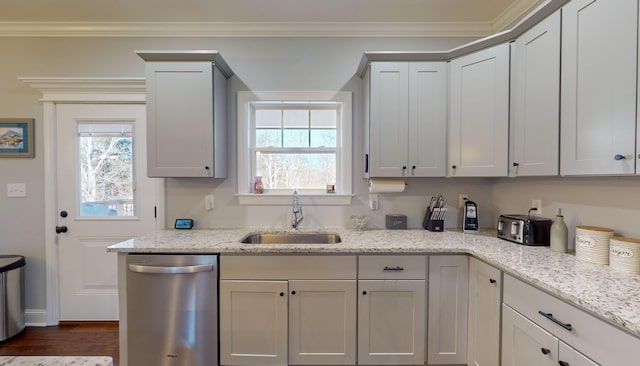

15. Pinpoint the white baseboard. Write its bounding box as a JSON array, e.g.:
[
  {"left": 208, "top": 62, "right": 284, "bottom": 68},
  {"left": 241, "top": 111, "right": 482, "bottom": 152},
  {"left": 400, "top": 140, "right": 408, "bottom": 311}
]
[{"left": 25, "top": 309, "right": 48, "bottom": 327}]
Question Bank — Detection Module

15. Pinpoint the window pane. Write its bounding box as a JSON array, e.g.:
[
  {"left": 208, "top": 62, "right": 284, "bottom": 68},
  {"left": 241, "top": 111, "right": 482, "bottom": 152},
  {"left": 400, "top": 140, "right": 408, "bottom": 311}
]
[
  {"left": 256, "top": 129, "right": 282, "bottom": 147},
  {"left": 79, "top": 124, "right": 135, "bottom": 217},
  {"left": 256, "top": 109, "right": 282, "bottom": 128},
  {"left": 283, "top": 110, "right": 309, "bottom": 128},
  {"left": 256, "top": 153, "right": 336, "bottom": 189},
  {"left": 310, "top": 129, "right": 336, "bottom": 147},
  {"left": 311, "top": 109, "right": 337, "bottom": 128},
  {"left": 283, "top": 129, "right": 309, "bottom": 148}
]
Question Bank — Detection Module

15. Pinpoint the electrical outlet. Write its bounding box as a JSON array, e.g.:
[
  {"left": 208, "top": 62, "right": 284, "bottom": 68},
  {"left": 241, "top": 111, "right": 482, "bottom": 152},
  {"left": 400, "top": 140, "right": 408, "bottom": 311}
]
[
  {"left": 205, "top": 194, "right": 214, "bottom": 211},
  {"left": 369, "top": 194, "right": 378, "bottom": 211},
  {"left": 531, "top": 199, "right": 542, "bottom": 215},
  {"left": 7, "top": 183, "right": 26, "bottom": 198},
  {"left": 458, "top": 194, "right": 469, "bottom": 208}
]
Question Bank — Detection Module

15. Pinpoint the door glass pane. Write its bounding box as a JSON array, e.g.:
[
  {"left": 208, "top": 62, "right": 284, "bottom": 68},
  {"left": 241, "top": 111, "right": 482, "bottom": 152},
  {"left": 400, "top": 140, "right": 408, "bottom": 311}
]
[{"left": 78, "top": 123, "right": 135, "bottom": 217}]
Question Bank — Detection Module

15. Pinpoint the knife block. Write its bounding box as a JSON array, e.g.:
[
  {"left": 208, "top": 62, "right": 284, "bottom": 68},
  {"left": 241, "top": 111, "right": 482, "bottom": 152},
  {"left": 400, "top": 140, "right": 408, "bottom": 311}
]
[{"left": 423, "top": 208, "right": 444, "bottom": 232}]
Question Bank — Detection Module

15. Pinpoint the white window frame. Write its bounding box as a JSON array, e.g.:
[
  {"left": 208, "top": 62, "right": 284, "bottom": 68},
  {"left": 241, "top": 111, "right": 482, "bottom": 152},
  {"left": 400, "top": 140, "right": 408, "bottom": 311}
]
[{"left": 237, "top": 91, "right": 353, "bottom": 205}]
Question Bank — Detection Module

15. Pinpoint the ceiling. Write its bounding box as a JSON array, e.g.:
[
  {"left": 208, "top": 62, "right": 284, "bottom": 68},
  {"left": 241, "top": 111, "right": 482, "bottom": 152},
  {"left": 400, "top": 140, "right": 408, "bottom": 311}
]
[{"left": 0, "top": 0, "right": 544, "bottom": 37}]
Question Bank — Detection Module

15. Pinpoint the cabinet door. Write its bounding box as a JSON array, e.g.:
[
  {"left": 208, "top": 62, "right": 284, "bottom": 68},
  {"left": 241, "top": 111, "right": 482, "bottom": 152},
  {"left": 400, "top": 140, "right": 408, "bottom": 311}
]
[
  {"left": 220, "top": 280, "right": 288, "bottom": 366},
  {"left": 358, "top": 280, "right": 425, "bottom": 365},
  {"left": 561, "top": 0, "right": 638, "bottom": 175},
  {"left": 369, "top": 62, "right": 409, "bottom": 177},
  {"left": 408, "top": 62, "right": 447, "bottom": 177},
  {"left": 448, "top": 43, "right": 510, "bottom": 177},
  {"left": 289, "top": 280, "right": 357, "bottom": 365},
  {"left": 510, "top": 11, "right": 561, "bottom": 176},
  {"left": 502, "top": 304, "right": 558, "bottom": 366},
  {"left": 428, "top": 255, "right": 469, "bottom": 364},
  {"left": 145, "top": 61, "right": 222, "bottom": 177},
  {"left": 467, "top": 258, "right": 501, "bottom": 366},
  {"left": 558, "top": 341, "right": 600, "bottom": 366}
]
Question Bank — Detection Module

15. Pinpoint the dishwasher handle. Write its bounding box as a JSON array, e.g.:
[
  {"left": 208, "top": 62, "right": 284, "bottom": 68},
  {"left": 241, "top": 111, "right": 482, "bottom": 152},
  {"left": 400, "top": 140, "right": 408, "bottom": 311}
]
[{"left": 128, "top": 263, "right": 214, "bottom": 274}]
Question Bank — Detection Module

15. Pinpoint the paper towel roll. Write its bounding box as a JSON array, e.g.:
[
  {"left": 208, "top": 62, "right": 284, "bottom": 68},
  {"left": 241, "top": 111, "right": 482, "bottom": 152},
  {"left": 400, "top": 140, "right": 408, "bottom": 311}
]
[{"left": 368, "top": 179, "right": 406, "bottom": 193}]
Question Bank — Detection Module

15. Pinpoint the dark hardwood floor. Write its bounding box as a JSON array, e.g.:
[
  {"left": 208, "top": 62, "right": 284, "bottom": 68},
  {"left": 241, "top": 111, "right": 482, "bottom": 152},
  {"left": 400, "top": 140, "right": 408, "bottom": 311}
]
[{"left": 0, "top": 322, "right": 119, "bottom": 365}]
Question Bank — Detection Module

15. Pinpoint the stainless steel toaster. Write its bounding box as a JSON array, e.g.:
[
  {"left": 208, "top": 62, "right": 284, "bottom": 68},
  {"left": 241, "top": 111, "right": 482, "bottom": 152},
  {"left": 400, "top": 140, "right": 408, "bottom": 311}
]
[{"left": 497, "top": 214, "right": 552, "bottom": 246}]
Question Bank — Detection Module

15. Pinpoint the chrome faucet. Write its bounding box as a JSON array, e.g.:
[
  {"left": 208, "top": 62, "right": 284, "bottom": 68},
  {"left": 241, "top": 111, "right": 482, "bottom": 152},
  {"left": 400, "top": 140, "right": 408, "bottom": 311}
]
[{"left": 292, "top": 188, "right": 304, "bottom": 229}]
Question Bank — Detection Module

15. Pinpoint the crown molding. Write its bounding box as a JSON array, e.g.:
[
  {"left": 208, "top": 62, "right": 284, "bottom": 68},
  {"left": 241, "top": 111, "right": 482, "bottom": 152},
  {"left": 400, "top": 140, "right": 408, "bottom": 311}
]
[
  {"left": 0, "top": 21, "right": 493, "bottom": 38},
  {"left": 19, "top": 77, "right": 146, "bottom": 102},
  {"left": 493, "top": 0, "right": 545, "bottom": 32}
]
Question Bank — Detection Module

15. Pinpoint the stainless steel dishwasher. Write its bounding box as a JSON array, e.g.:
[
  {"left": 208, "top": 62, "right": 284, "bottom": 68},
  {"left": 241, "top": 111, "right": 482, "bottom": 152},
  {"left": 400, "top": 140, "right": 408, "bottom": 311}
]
[{"left": 126, "top": 254, "right": 218, "bottom": 366}]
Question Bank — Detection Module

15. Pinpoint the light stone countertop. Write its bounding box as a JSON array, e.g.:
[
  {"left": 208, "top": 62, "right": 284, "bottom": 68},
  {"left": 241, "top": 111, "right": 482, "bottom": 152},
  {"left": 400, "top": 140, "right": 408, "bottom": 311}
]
[
  {"left": 108, "top": 228, "right": 640, "bottom": 339},
  {"left": 0, "top": 356, "right": 112, "bottom": 366}
]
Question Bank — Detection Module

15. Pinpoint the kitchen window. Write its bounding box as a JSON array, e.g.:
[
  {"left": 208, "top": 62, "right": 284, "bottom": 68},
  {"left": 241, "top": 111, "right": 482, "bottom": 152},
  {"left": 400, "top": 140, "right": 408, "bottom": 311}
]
[{"left": 237, "top": 91, "right": 352, "bottom": 205}]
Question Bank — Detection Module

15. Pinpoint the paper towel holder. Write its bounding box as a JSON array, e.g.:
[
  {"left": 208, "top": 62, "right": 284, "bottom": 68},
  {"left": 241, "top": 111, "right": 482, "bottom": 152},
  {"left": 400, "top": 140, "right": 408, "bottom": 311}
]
[{"left": 367, "top": 178, "right": 408, "bottom": 193}]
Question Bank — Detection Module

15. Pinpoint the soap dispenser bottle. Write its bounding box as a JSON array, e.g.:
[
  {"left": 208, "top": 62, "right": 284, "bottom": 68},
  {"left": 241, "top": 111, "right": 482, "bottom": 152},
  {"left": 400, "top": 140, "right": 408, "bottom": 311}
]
[{"left": 550, "top": 208, "right": 568, "bottom": 253}]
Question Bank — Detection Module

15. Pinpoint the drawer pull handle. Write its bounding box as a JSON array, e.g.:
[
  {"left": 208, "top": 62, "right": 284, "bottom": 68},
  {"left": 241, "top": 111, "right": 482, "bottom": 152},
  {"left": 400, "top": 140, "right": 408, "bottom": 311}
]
[
  {"left": 383, "top": 266, "right": 405, "bottom": 271},
  {"left": 538, "top": 310, "right": 573, "bottom": 331},
  {"left": 489, "top": 278, "right": 497, "bottom": 284},
  {"left": 541, "top": 348, "right": 551, "bottom": 355},
  {"left": 559, "top": 361, "right": 570, "bottom": 366}
]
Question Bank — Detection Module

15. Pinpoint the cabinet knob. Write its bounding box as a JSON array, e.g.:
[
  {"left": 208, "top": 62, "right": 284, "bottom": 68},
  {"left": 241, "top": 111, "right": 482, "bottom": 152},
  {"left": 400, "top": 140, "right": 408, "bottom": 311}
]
[
  {"left": 362, "top": 291, "right": 367, "bottom": 295},
  {"left": 291, "top": 290, "right": 296, "bottom": 295},
  {"left": 60, "top": 210, "right": 68, "bottom": 218},
  {"left": 489, "top": 278, "right": 497, "bottom": 284},
  {"left": 205, "top": 166, "right": 210, "bottom": 170},
  {"left": 559, "top": 361, "right": 570, "bottom": 366},
  {"left": 412, "top": 165, "right": 416, "bottom": 170},
  {"left": 452, "top": 165, "right": 457, "bottom": 169},
  {"left": 541, "top": 348, "right": 551, "bottom": 355},
  {"left": 402, "top": 166, "right": 407, "bottom": 170},
  {"left": 279, "top": 292, "right": 284, "bottom": 297},
  {"left": 614, "top": 154, "right": 626, "bottom": 160},
  {"left": 513, "top": 162, "right": 519, "bottom": 167}
]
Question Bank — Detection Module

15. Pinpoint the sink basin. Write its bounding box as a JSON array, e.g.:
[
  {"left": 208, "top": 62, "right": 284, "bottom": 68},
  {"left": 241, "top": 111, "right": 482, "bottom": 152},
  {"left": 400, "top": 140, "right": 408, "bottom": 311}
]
[{"left": 240, "top": 232, "right": 342, "bottom": 244}]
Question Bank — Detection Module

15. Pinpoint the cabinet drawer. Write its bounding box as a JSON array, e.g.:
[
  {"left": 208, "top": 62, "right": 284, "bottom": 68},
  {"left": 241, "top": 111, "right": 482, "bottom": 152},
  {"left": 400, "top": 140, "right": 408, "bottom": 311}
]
[
  {"left": 220, "top": 255, "right": 357, "bottom": 279},
  {"left": 504, "top": 274, "right": 640, "bottom": 365},
  {"left": 358, "top": 255, "right": 426, "bottom": 279}
]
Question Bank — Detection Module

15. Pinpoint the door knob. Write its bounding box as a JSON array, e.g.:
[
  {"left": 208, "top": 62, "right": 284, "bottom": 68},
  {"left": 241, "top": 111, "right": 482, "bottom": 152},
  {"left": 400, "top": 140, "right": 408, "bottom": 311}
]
[
  {"left": 60, "top": 211, "right": 68, "bottom": 218},
  {"left": 55, "top": 226, "right": 68, "bottom": 234}
]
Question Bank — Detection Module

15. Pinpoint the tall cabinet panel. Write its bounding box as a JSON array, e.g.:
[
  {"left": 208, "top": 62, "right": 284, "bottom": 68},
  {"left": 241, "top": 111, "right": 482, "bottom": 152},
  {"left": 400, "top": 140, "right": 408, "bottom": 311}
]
[
  {"left": 428, "top": 255, "right": 469, "bottom": 364},
  {"left": 510, "top": 11, "right": 561, "bottom": 176},
  {"left": 467, "top": 258, "right": 502, "bottom": 366},
  {"left": 560, "top": 0, "right": 638, "bottom": 175},
  {"left": 366, "top": 62, "right": 447, "bottom": 177},
  {"left": 369, "top": 62, "right": 410, "bottom": 177},
  {"left": 448, "top": 43, "right": 510, "bottom": 177},
  {"left": 138, "top": 51, "right": 232, "bottom": 178}
]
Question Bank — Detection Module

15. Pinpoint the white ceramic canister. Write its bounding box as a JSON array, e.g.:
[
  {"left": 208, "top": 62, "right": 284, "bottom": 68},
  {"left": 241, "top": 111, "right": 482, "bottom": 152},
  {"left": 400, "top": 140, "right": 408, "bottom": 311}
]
[
  {"left": 609, "top": 237, "right": 640, "bottom": 274},
  {"left": 575, "top": 226, "right": 614, "bottom": 265}
]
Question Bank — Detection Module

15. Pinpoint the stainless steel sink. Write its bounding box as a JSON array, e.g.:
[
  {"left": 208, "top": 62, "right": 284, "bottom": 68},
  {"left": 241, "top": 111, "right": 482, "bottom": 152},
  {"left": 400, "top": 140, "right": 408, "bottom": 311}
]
[{"left": 240, "top": 232, "right": 342, "bottom": 244}]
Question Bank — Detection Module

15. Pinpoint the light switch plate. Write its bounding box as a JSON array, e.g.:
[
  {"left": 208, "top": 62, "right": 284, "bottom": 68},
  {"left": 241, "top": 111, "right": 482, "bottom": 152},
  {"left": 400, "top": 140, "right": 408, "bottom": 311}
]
[
  {"left": 7, "top": 183, "right": 26, "bottom": 197},
  {"left": 205, "top": 194, "right": 214, "bottom": 211}
]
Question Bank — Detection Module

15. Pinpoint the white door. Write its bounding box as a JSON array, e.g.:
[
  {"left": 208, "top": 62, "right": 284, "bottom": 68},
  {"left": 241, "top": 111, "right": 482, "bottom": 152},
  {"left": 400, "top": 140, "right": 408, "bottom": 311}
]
[
  {"left": 467, "top": 258, "right": 501, "bottom": 366},
  {"left": 56, "top": 103, "right": 159, "bottom": 320}
]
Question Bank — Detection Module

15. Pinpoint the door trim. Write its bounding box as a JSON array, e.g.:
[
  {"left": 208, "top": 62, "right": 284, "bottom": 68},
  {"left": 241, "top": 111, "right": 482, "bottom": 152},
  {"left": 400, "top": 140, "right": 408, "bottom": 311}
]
[{"left": 20, "top": 77, "right": 165, "bottom": 326}]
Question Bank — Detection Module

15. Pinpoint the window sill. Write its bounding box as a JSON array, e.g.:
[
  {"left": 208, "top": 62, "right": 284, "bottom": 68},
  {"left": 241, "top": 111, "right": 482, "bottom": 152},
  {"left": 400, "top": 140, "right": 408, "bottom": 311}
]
[{"left": 236, "top": 193, "right": 353, "bottom": 206}]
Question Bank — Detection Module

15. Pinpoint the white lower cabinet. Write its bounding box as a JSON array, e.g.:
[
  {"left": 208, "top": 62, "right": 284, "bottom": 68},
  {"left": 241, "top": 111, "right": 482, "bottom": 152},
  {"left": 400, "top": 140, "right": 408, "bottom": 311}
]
[
  {"left": 220, "top": 280, "right": 289, "bottom": 366},
  {"left": 502, "top": 304, "right": 559, "bottom": 366},
  {"left": 289, "top": 280, "right": 357, "bottom": 365},
  {"left": 358, "top": 280, "right": 425, "bottom": 364},
  {"left": 428, "top": 255, "right": 469, "bottom": 364},
  {"left": 558, "top": 341, "right": 599, "bottom": 366},
  {"left": 467, "top": 258, "right": 501, "bottom": 366}
]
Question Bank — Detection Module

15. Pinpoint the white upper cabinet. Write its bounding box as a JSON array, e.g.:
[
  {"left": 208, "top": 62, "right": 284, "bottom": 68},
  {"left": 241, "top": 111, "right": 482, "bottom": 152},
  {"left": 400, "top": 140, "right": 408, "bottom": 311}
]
[
  {"left": 510, "top": 11, "right": 561, "bottom": 176},
  {"left": 560, "top": 0, "right": 638, "bottom": 175},
  {"left": 138, "top": 51, "right": 233, "bottom": 178},
  {"left": 448, "top": 43, "right": 510, "bottom": 177},
  {"left": 366, "top": 62, "right": 447, "bottom": 177}
]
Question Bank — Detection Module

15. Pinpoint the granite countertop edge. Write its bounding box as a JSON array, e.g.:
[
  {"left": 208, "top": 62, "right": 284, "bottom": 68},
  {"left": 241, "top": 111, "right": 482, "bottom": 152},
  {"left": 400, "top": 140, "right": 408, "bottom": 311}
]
[{"left": 108, "top": 228, "right": 640, "bottom": 339}]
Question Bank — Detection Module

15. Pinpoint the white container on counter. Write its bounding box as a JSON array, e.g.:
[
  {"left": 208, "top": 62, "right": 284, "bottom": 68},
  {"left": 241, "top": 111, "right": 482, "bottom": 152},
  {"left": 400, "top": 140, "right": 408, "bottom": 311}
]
[
  {"left": 609, "top": 237, "right": 640, "bottom": 275},
  {"left": 575, "top": 226, "right": 614, "bottom": 265}
]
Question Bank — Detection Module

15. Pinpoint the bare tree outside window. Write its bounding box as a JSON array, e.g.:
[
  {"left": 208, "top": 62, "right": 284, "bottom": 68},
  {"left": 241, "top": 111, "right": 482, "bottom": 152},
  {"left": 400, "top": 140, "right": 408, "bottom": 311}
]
[{"left": 78, "top": 123, "right": 135, "bottom": 216}]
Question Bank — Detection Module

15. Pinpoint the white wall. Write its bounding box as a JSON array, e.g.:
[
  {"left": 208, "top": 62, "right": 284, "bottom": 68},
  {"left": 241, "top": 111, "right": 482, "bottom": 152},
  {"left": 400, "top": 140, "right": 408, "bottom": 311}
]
[{"left": 2, "top": 35, "right": 640, "bottom": 317}]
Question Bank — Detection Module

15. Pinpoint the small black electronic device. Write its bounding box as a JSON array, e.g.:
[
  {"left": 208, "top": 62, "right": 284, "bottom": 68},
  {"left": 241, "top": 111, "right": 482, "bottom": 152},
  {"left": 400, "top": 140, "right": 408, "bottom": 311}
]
[
  {"left": 463, "top": 200, "right": 479, "bottom": 232},
  {"left": 175, "top": 219, "right": 194, "bottom": 229}
]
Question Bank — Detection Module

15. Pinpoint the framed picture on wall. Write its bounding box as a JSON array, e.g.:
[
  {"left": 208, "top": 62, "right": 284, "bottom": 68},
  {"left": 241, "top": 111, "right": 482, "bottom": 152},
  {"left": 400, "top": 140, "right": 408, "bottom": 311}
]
[{"left": 0, "top": 118, "right": 35, "bottom": 158}]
